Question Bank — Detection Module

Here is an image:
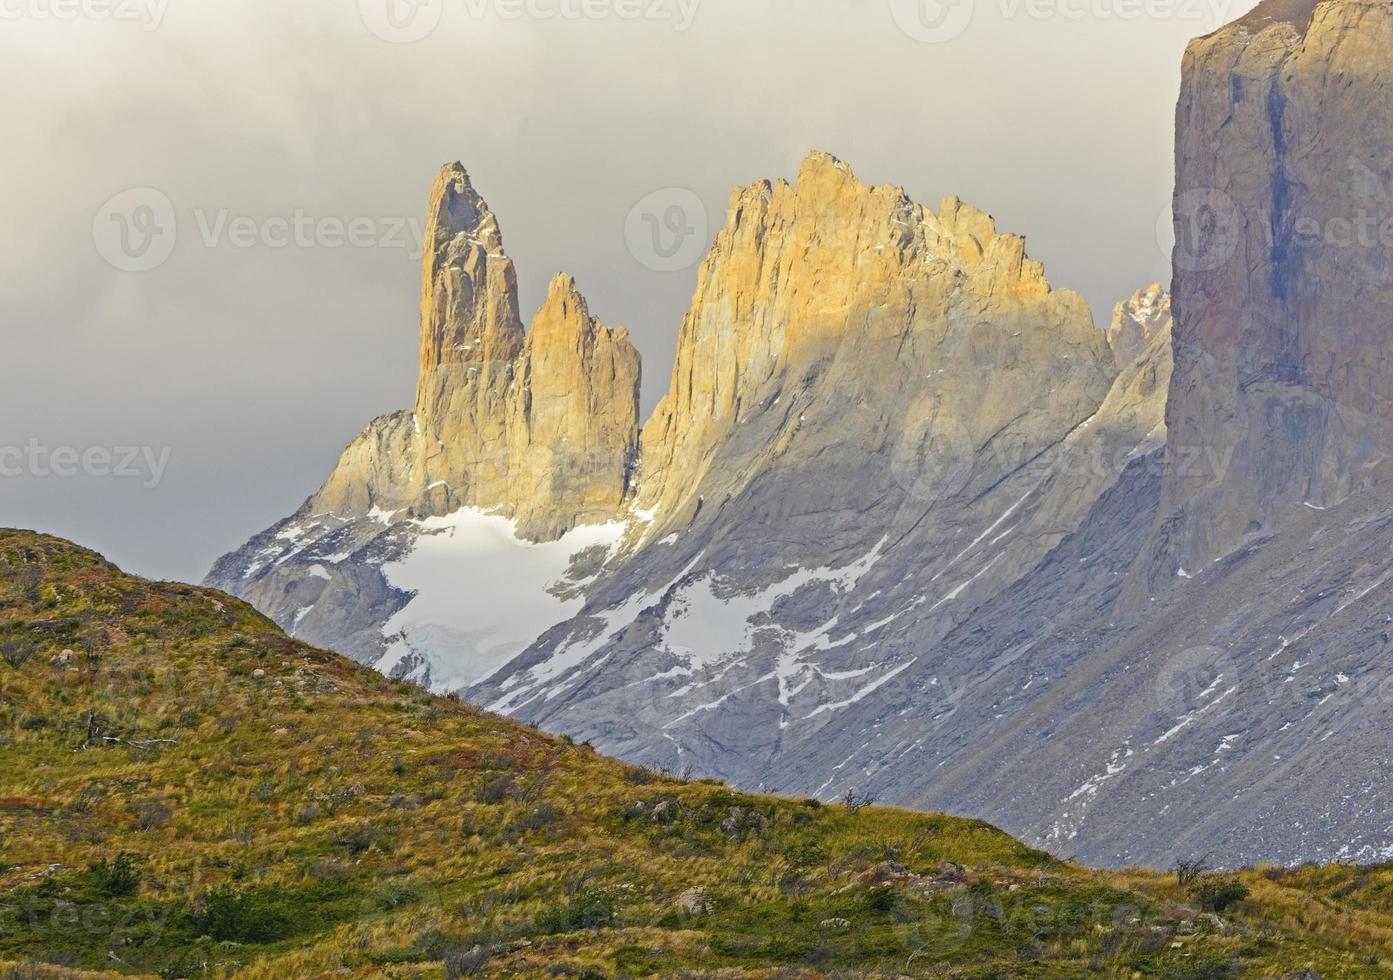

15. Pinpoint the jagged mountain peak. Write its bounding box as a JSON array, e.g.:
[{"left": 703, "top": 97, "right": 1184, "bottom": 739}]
[
  {"left": 428, "top": 161, "right": 500, "bottom": 235},
  {"left": 719, "top": 152, "right": 1050, "bottom": 294},
  {"left": 1107, "top": 283, "right": 1171, "bottom": 369},
  {"left": 637, "top": 150, "right": 1106, "bottom": 524},
  {"left": 418, "top": 162, "right": 523, "bottom": 380}
]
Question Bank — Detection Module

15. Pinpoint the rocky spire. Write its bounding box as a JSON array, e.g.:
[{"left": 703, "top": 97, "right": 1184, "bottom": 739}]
[
  {"left": 303, "top": 165, "right": 641, "bottom": 541},
  {"left": 507, "top": 274, "right": 641, "bottom": 538},
  {"left": 417, "top": 162, "right": 524, "bottom": 379}
]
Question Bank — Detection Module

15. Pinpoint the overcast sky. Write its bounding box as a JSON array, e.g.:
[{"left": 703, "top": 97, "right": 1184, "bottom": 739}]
[{"left": 1, "top": 0, "right": 1257, "bottom": 583}]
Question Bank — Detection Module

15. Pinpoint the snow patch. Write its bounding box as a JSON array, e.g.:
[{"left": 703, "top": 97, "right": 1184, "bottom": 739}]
[{"left": 377, "top": 509, "right": 625, "bottom": 694}]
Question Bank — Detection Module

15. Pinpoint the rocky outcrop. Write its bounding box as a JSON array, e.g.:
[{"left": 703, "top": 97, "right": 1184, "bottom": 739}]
[
  {"left": 1139, "top": 0, "right": 1393, "bottom": 591},
  {"left": 1106, "top": 284, "right": 1170, "bottom": 369}
]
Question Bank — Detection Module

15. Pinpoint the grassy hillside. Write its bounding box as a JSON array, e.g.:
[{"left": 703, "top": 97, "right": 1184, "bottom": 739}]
[{"left": 0, "top": 529, "right": 1389, "bottom": 978}]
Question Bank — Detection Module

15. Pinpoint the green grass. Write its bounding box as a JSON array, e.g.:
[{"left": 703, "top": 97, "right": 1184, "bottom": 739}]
[{"left": 0, "top": 529, "right": 1388, "bottom": 978}]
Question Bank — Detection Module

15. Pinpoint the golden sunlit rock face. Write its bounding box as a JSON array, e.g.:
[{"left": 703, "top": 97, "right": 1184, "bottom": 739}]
[{"left": 636, "top": 150, "right": 1114, "bottom": 527}]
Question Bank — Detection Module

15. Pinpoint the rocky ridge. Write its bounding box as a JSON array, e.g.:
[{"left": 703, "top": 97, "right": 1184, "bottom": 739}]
[
  {"left": 212, "top": 0, "right": 1393, "bottom": 867},
  {"left": 208, "top": 166, "right": 641, "bottom": 681}
]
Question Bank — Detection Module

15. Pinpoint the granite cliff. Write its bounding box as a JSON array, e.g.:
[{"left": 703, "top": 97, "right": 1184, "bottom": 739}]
[{"left": 1139, "top": 0, "right": 1393, "bottom": 590}]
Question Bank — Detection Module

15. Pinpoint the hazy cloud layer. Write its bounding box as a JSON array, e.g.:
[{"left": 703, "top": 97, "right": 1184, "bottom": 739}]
[{"left": 0, "top": 0, "right": 1254, "bottom": 581}]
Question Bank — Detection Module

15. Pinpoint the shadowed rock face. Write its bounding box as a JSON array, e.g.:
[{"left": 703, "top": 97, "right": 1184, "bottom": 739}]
[{"left": 1137, "top": 0, "right": 1393, "bottom": 594}]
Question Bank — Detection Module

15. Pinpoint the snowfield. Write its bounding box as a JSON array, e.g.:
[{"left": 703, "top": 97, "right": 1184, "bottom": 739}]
[{"left": 375, "top": 510, "right": 626, "bottom": 692}]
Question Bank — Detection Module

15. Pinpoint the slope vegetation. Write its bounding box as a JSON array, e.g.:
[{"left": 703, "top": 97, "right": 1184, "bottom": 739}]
[{"left": 1, "top": 530, "right": 1388, "bottom": 977}]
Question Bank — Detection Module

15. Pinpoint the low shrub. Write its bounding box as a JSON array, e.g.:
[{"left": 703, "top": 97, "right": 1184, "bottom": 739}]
[
  {"left": 533, "top": 891, "right": 615, "bottom": 935},
  {"left": 1190, "top": 876, "right": 1250, "bottom": 914},
  {"left": 86, "top": 853, "right": 141, "bottom": 898},
  {"left": 190, "top": 884, "right": 294, "bottom": 943}
]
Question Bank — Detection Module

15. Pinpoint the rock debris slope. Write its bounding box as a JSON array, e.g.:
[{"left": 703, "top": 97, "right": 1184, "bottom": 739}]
[{"left": 473, "top": 154, "right": 1162, "bottom": 782}]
